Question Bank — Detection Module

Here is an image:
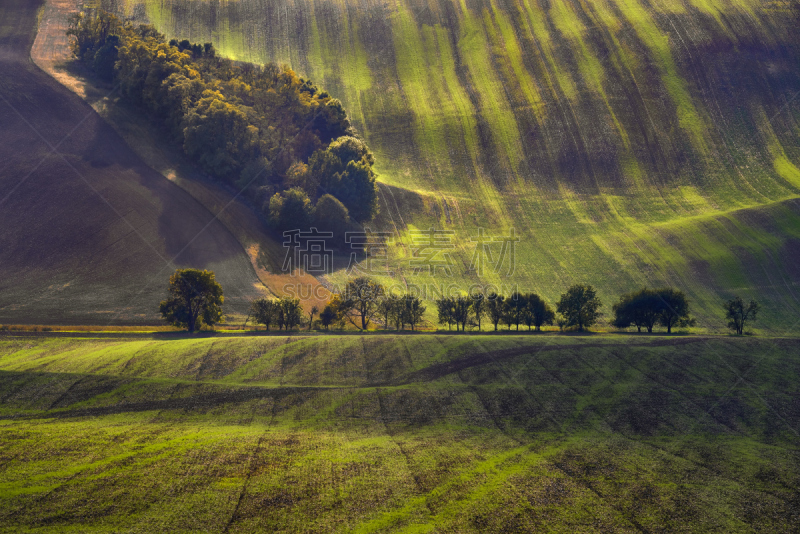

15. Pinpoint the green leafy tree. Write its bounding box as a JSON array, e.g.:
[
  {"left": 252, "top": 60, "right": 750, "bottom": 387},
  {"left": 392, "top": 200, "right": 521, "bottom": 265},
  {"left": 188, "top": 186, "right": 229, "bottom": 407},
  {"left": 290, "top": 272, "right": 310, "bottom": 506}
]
[
  {"left": 309, "top": 148, "right": 344, "bottom": 191},
  {"left": 525, "top": 293, "right": 555, "bottom": 331},
  {"left": 437, "top": 297, "right": 455, "bottom": 331},
  {"left": 332, "top": 159, "right": 379, "bottom": 223},
  {"left": 343, "top": 277, "right": 385, "bottom": 330},
  {"left": 403, "top": 295, "right": 426, "bottom": 331},
  {"left": 159, "top": 269, "right": 224, "bottom": 332},
  {"left": 92, "top": 34, "right": 119, "bottom": 81},
  {"left": 471, "top": 293, "right": 486, "bottom": 331},
  {"left": 505, "top": 292, "right": 526, "bottom": 331},
  {"left": 377, "top": 297, "right": 395, "bottom": 330},
  {"left": 285, "top": 161, "right": 318, "bottom": 200},
  {"left": 314, "top": 194, "right": 351, "bottom": 244},
  {"left": 657, "top": 288, "right": 694, "bottom": 334},
  {"left": 389, "top": 295, "right": 407, "bottom": 330},
  {"left": 269, "top": 188, "right": 313, "bottom": 232},
  {"left": 452, "top": 296, "right": 472, "bottom": 332},
  {"left": 725, "top": 296, "right": 759, "bottom": 335},
  {"left": 486, "top": 293, "right": 505, "bottom": 331},
  {"left": 327, "top": 136, "right": 374, "bottom": 166},
  {"left": 250, "top": 298, "right": 278, "bottom": 330},
  {"left": 182, "top": 91, "right": 257, "bottom": 179},
  {"left": 67, "top": 10, "right": 122, "bottom": 61},
  {"left": 320, "top": 304, "right": 337, "bottom": 330},
  {"left": 556, "top": 284, "right": 602, "bottom": 331},
  {"left": 278, "top": 297, "right": 303, "bottom": 330},
  {"left": 612, "top": 288, "right": 661, "bottom": 333}
]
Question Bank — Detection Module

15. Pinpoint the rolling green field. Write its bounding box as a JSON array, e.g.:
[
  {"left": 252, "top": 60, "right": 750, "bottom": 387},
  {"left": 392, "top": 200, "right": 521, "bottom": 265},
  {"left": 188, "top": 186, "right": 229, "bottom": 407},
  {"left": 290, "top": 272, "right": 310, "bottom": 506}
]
[
  {"left": 94, "top": 0, "right": 800, "bottom": 331},
  {"left": 1, "top": 333, "right": 798, "bottom": 531}
]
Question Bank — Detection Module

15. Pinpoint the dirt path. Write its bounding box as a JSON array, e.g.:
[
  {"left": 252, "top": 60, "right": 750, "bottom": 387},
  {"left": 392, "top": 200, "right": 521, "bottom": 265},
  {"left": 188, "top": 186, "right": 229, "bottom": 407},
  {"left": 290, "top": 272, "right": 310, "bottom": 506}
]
[
  {"left": 28, "top": 0, "right": 331, "bottom": 313},
  {"left": 0, "top": 0, "right": 263, "bottom": 324}
]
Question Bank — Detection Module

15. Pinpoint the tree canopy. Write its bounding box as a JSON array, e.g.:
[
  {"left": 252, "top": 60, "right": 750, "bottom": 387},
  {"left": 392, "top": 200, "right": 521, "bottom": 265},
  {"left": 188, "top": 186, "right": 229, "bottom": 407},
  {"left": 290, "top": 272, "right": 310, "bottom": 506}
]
[
  {"left": 725, "top": 296, "right": 759, "bottom": 335},
  {"left": 556, "top": 284, "right": 602, "bottom": 331},
  {"left": 67, "top": 10, "right": 379, "bottom": 237},
  {"left": 159, "top": 269, "right": 224, "bottom": 332}
]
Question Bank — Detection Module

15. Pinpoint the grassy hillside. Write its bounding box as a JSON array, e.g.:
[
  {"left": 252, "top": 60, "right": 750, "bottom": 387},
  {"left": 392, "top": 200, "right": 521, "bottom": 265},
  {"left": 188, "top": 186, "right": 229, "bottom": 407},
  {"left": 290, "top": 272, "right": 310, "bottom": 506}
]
[
  {"left": 97, "top": 0, "right": 800, "bottom": 331},
  {"left": 0, "top": 333, "right": 798, "bottom": 531},
  {"left": 0, "top": 0, "right": 268, "bottom": 326}
]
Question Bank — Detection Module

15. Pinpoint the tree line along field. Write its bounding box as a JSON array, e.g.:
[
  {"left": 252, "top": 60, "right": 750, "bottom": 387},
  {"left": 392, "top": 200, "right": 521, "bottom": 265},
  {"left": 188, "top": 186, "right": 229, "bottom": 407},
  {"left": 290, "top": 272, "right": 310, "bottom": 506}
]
[
  {"left": 0, "top": 333, "right": 798, "bottom": 532},
  {"left": 94, "top": 0, "right": 800, "bottom": 332}
]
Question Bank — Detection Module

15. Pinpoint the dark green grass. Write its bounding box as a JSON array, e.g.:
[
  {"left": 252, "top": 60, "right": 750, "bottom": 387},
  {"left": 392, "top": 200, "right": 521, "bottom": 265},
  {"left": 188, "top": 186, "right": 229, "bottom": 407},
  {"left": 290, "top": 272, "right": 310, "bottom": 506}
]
[{"left": 0, "top": 334, "right": 797, "bottom": 532}]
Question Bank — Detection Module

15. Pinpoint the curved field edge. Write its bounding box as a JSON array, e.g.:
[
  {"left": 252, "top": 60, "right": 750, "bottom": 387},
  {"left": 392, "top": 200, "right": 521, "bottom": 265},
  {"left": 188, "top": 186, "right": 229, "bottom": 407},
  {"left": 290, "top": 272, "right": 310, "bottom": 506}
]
[
  {"left": 100, "top": 0, "right": 800, "bottom": 332},
  {"left": 30, "top": 0, "right": 331, "bottom": 314},
  {"left": 0, "top": 0, "right": 268, "bottom": 326},
  {"left": 0, "top": 334, "right": 798, "bottom": 532}
]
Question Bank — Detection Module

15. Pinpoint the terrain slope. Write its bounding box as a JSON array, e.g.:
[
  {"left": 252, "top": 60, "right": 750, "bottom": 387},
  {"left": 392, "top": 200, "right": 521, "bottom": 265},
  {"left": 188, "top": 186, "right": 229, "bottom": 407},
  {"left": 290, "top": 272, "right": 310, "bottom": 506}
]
[
  {"left": 0, "top": 333, "right": 798, "bottom": 531},
  {"left": 107, "top": 0, "right": 800, "bottom": 331},
  {"left": 0, "top": 0, "right": 266, "bottom": 325}
]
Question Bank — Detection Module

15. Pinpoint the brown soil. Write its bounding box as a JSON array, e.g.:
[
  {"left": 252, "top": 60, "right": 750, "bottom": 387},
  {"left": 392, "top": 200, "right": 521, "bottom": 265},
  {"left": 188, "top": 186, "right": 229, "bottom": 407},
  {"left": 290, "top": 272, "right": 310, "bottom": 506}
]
[{"left": 0, "top": 0, "right": 266, "bottom": 324}]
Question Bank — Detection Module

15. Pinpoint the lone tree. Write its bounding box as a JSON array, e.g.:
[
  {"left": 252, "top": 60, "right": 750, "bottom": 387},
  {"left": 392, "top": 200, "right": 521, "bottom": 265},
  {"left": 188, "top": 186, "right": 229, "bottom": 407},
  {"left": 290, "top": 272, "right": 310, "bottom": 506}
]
[
  {"left": 725, "top": 296, "right": 759, "bottom": 335},
  {"left": 556, "top": 284, "right": 602, "bottom": 331},
  {"left": 159, "top": 269, "right": 224, "bottom": 332}
]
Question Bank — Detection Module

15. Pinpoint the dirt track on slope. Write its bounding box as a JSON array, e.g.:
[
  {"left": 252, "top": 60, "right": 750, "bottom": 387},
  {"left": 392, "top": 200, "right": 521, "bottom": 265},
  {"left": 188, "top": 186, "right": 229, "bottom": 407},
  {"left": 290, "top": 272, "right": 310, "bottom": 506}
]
[{"left": 0, "top": 0, "right": 263, "bottom": 324}]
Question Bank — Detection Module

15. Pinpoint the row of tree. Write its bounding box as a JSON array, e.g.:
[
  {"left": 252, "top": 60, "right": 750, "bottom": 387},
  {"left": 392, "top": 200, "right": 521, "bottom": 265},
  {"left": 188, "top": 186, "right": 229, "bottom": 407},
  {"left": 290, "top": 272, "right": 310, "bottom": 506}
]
[
  {"left": 67, "top": 10, "right": 378, "bottom": 236},
  {"left": 249, "top": 277, "right": 427, "bottom": 331},
  {"left": 431, "top": 285, "right": 602, "bottom": 332},
  {"left": 435, "top": 293, "right": 555, "bottom": 331},
  {"left": 159, "top": 270, "right": 760, "bottom": 335}
]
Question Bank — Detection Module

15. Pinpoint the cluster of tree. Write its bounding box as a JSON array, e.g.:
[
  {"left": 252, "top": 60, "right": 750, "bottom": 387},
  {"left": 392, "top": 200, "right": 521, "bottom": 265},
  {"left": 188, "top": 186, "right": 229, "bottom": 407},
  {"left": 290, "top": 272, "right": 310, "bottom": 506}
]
[
  {"left": 249, "top": 277, "right": 426, "bottom": 331},
  {"left": 249, "top": 297, "right": 304, "bottom": 330},
  {"left": 433, "top": 284, "right": 699, "bottom": 334},
  {"left": 612, "top": 287, "right": 695, "bottom": 334},
  {"left": 67, "top": 10, "right": 378, "bottom": 237},
  {"left": 435, "top": 292, "right": 556, "bottom": 332}
]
